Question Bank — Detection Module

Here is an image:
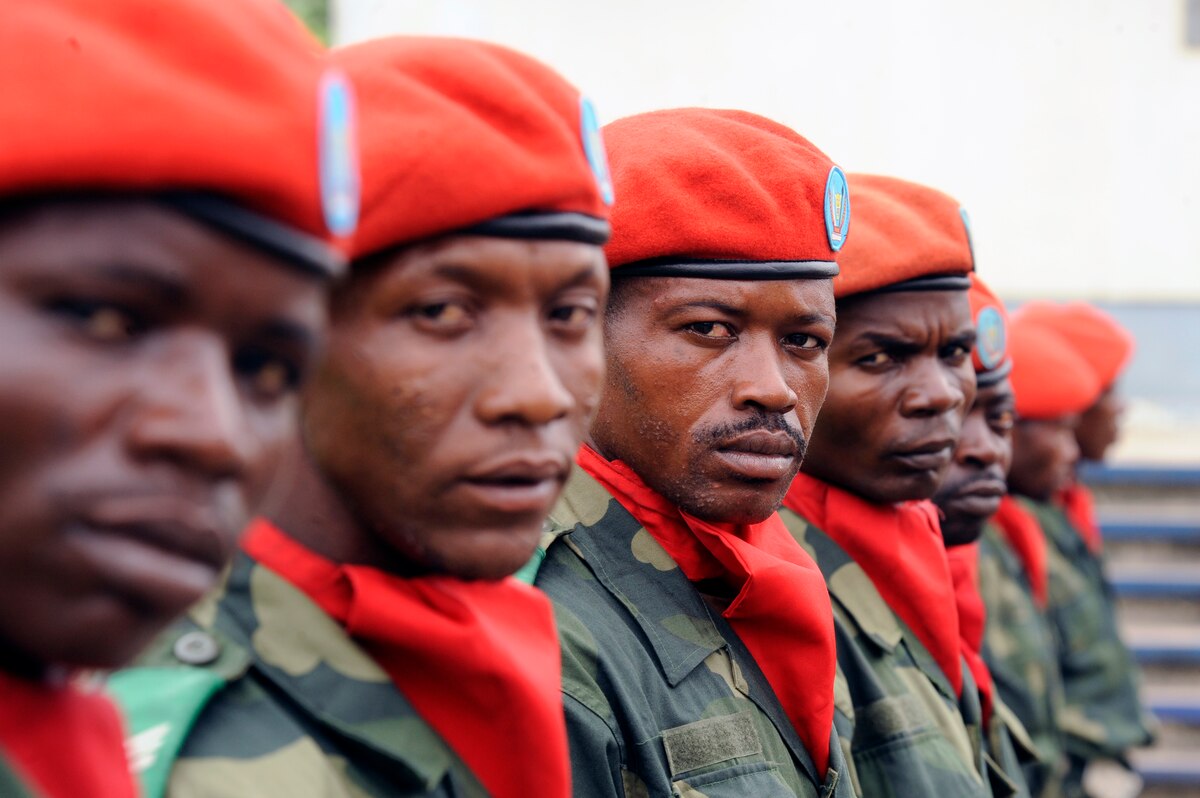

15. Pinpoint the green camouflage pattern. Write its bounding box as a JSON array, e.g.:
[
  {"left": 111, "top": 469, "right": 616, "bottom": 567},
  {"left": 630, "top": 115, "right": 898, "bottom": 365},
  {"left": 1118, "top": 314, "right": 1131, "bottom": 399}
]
[
  {"left": 777, "top": 505, "right": 1005, "bottom": 798},
  {"left": 534, "top": 466, "right": 854, "bottom": 798},
  {"left": 977, "top": 522, "right": 1068, "bottom": 798},
  {"left": 124, "top": 552, "right": 488, "bottom": 798},
  {"left": 1019, "top": 499, "right": 1154, "bottom": 766},
  {"left": 0, "top": 754, "right": 40, "bottom": 798}
]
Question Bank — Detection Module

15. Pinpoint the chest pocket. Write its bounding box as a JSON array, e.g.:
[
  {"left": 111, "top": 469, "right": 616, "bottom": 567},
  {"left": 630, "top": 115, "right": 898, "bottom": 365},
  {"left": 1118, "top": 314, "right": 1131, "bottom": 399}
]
[{"left": 662, "top": 711, "right": 793, "bottom": 797}]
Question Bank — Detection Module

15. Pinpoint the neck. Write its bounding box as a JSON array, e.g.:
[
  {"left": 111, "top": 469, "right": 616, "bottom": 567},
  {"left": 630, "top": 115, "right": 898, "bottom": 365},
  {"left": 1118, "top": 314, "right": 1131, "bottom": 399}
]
[{"left": 266, "top": 442, "right": 422, "bottom": 575}]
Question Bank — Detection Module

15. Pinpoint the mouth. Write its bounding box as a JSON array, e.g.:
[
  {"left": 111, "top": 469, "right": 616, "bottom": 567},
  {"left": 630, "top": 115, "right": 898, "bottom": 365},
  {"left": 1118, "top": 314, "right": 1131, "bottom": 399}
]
[
  {"left": 943, "top": 478, "right": 1007, "bottom": 518},
  {"left": 458, "top": 453, "right": 570, "bottom": 515},
  {"left": 888, "top": 439, "right": 955, "bottom": 473},
  {"left": 713, "top": 430, "right": 801, "bottom": 482}
]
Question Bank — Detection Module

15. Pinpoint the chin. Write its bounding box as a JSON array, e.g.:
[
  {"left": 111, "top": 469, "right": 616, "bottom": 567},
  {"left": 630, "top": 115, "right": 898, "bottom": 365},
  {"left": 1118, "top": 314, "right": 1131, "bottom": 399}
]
[{"left": 434, "top": 528, "right": 544, "bottom": 582}]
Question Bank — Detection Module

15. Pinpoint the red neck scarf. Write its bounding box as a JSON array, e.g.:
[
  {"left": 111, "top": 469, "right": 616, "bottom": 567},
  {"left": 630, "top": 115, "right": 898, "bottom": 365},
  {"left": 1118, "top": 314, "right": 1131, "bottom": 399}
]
[
  {"left": 577, "top": 446, "right": 835, "bottom": 776},
  {"left": 1057, "top": 482, "right": 1102, "bottom": 554},
  {"left": 992, "top": 496, "right": 1049, "bottom": 608},
  {"left": 241, "top": 520, "right": 569, "bottom": 798},
  {"left": 946, "top": 544, "right": 994, "bottom": 722},
  {"left": 784, "top": 473, "right": 963, "bottom": 697},
  {"left": 0, "top": 669, "right": 138, "bottom": 798}
]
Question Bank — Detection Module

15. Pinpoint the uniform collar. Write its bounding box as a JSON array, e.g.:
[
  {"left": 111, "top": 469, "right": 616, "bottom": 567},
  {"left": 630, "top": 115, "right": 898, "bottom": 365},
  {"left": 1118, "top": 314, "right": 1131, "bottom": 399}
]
[{"left": 547, "top": 464, "right": 727, "bottom": 687}]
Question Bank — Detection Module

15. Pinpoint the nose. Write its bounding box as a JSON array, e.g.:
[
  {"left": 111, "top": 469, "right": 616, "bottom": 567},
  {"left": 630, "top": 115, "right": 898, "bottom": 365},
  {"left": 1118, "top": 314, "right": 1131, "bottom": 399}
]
[
  {"left": 127, "top": 332, "right": 252, "bottom": 480},
  {"left": 900, "top": 357, "right": 968, "bottom": 419},
  {"left": 956, "top": 410, "right": 1003, "bottom": 469},
  {"left": 474, "top": 314, "right": 574, "bottom": 426},
  {"left": 729, "top": 333, "right": 798, "bottom": 414}
]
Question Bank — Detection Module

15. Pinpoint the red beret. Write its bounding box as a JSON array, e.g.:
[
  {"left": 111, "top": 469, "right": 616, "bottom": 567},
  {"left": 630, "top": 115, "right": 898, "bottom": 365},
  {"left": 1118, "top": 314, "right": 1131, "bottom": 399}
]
[
  {"left": 968, "top": 275, "right": 1011, "bottom": 384},
  {"left": 600, "top": 108, "right": 847, "bottom": 278},
  {"left": 1007, "top": 313, "right": 1102, "bottom": 421},
  {"left": 1008, "top": 301, "right": 1133, "bottom": 389},
  {"left": 0, "top": 0, "right": 359, "bottom": 275},
  {"left": 333, "top": 37, "right": 613, "bottom": 259},
  {"left": 834, "top": 174, "right": 974, "bottom": 299}
]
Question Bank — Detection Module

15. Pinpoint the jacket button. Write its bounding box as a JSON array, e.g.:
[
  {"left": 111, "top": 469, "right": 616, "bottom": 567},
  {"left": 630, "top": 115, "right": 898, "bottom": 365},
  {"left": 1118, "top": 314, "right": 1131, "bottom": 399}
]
[{"left": 173, "top": 631, "right": 221, "bottom": 666}]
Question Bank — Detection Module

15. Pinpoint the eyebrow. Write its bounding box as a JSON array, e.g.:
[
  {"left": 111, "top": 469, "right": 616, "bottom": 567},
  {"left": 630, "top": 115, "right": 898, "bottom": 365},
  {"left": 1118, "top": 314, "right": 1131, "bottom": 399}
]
[
  {"left": 93, "top": 263, "right": 189, "bottom": 304},
  {"left": 253, "top": 318, "right": 318, "bottom": 352},
  {"left": 430, "top": 260, "right": 604, "bottom": 292},
  {"left": 669, "top": 300, "right": 749, "bottom": 318}
]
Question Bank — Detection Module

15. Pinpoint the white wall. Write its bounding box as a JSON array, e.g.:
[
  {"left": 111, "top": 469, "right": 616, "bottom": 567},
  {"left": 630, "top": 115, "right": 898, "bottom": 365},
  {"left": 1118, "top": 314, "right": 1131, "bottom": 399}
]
[{"left": 334, "top": 0, "right": 1200, "bottom": 302}]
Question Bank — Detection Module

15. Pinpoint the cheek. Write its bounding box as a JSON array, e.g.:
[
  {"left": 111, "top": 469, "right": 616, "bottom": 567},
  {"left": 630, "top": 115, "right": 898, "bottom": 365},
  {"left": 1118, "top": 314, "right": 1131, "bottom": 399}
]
[
  {"left": 789, "top": 361, "right": 830, "bottom": 435},
  {"left": 556, "top": 335, "right": 606, "bottom": 425}
]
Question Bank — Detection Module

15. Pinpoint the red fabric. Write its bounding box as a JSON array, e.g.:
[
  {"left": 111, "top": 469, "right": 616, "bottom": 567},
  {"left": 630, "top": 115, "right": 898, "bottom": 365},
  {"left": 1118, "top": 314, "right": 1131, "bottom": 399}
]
[
  {"left": 600, "top": 108, "right": 842, "bottom": 270},
  {"left": 0, "top": 670, "right": 138, "bottom": 798},
  {"left": 784, "top": 473, "right": 964, "bottom": 696},
  {"left": 946, "top": 544, "right": 994, "bottom": 722},
  {"left": 2, "top": 0, "right": 350, "bottom": 246},
  {"left": 335, "top": 37, "right": 611, "bottom": 258},
  {"left": 241, "top": 520, "right": 569, "bottom": 798},
  {"left": 577, "top": 446, "right": 835, "bottom": 776},
  {"left": 968, "top": 275, "right": 1010, "bottom": 377},
  {"left": 993, "top": 496, "right": 1050, "bottom": 608},
  {"left": 1006, "top": 314, "right": 1102, "bottom": 420},
  {"left": 1010, "top": 302, "right": 1134, "bottom": 389},
  {"left": 1058, "top": 483, "right": 1103, "bottom": 554},
  {"left": 834, "top": 174, "right": 974, "bottom": 298}
]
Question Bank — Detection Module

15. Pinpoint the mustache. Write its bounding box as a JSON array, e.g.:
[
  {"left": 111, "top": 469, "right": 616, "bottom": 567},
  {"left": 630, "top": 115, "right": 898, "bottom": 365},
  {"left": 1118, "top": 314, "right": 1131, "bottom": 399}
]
[{"left": 695, "top": 413, "right": 808, "bottom": 461}]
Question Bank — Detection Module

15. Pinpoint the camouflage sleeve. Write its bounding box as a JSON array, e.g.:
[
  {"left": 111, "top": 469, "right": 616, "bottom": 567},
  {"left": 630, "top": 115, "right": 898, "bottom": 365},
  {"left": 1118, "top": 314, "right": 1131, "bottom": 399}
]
[{"left": 563, "top": 692, "right": 625, "bottom": 798}]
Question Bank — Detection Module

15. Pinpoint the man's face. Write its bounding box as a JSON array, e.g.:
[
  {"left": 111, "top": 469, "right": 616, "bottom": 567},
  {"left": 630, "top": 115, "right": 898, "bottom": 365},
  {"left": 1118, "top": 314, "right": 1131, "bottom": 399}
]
[
  {"left": 802, "top": 290, "right": 977, "bottom": 505},
  {"left": 591, "top": 277, "right": 836, "bottom": 524},
  {"left": 1075, "top": 385, "right": 1124, "bottom": 462},
  {"left": 1009, "top": 415, "right": 1081, "bottom": 502},
  {"left": 302, "top": 235, "right": 608, "bottom": 581},
  {"left": 933, "top": 377, "right": 1016, "bottom": 546},
  {"left": 0, "top": 198, "right": 328, "bottom": 671}
]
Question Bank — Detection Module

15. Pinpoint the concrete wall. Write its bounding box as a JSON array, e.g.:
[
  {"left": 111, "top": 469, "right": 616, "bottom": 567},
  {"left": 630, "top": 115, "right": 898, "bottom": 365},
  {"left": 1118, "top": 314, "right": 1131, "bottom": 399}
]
[{"left": 334, "top": 0, "right": 1200, "bottom": 302}]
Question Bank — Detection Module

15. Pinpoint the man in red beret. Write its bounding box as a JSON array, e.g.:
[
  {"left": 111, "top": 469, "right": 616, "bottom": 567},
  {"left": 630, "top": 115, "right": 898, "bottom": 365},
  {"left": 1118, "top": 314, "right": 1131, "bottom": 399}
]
[
  {"left": 776, "top": 175, "right": 1002, "bottom": 796},
  {"left": 0, "top": 2, "right": 355, "bottom": 796},
  {"left": 118, "top": 36, "right": 613, "bottom": 798},
  {"left": 933, "top": 279, "right": 1068, "bottom": 797},
  {"left": 528, "top": 108, "right": 855, "bottom": 798},
  {"left": 1010, "top": 302, "right": 1135, "bottom": 551},
  {"left": 1002, "top": 310, "right": 1153, "bottom": 796}
]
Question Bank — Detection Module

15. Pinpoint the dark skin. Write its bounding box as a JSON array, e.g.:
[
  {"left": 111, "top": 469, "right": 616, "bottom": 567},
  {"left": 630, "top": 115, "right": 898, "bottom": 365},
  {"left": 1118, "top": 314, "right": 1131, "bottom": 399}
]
[
  {"left": 0, "top": 198, "right": 329, "bottom": 674},
  {"left": 591, "top": 277, "right": 836, "bottom": 524},
  {"left": 1075, "top": 385, "right": 1124, "bottom": 462},
  {"left": 802, "top": 290, "right": 977, "bottom": 505},
  {"left": 932, "top": 377, "right": 1016, "bottom": 547},
  {"left": 272, "top": 235, "right": 609, "bottom": 581},
  {"left": 1008, "top": 415, "right": 1081, "bottom": 502}
]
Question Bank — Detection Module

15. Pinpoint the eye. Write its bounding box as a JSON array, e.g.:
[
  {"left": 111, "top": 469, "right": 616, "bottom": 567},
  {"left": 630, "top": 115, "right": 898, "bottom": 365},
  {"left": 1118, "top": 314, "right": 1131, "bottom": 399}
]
[
  {"left": 234, "top": 349, "right": 300, "bottom": 402},
  {"left": 407, "top": 300, "right": 473, "bottom": 333},
  {"left": 784, "top": 332, "right": 825, "bottom": 351},
  {"left": 989, "top": 409, "right": 1016, "bottom": 433},
  {"left": 942, "top": 342, "right": 972, "bottom": 362},
  {"left": 857, "top": 351, "right": 893, "bottom": 367},
  {"left": 50, "top": 299, "right": 143, "bottom": 343},
  {"left": 685, "top": 321, "right": 736, "bottom": 339},
  {"left": 547, "top": 302, "right": 597, "bottom": 330}
]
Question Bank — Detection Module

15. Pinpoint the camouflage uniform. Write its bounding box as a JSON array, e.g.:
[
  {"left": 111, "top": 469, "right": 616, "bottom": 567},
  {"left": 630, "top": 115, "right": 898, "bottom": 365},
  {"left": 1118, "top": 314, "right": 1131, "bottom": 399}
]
[
  {"left": 1018, "top": 499, "right": 1154, "bottom": 782},
  {"left": 533, "top": 467, "right": 854, "bottom": 798},
  {"left": 0, "top": 756, "right": 39, "bottom": 798},
  {"left": 111, "top": 552, "right": 486, "bottom": 798},
  {"left": 776, "top": 506, "right": 1014, "bottom": 798},
  {"left": 977, "top": 522, "right": 1067, "bottom": 798}
]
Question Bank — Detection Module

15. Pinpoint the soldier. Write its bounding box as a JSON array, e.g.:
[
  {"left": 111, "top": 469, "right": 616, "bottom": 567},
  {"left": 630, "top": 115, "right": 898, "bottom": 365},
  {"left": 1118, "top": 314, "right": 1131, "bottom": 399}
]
[
  {"left": 933, "top": 279, "right": 1067, "bottom": 797},
  {"left": 529, "top": 108, "right": 855, "bottom": 798},
  {"left": 1002, "top": 311, "right": 1153, "bottom": 796},
  {"left": 1008, "top": 302, "right": 1135, "bottom": 551},
  {"left": 115, "top": 36, "right": 613, "bottom": 798},
  {"left": 0, "top": 2, "right": 354, "bottom": 796},
  {"left": 777, "top": 175, "right": 1005, "bottom": 797}
]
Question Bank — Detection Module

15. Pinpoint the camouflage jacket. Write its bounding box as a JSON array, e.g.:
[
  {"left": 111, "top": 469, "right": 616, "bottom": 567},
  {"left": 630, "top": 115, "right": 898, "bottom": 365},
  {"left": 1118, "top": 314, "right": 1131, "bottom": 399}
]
[
  {"left": 1020, "top": 499, "right": 1154, "bottom": 762},
  {"left": 777, "top": 506, "right": 1016, "bottom": 798},
  {"left": 977, "top": 522, "right": 1067, "bottom": 798},
  {"left": 0, "top": 755, "right": 39, "bottom": 798},
  {"left": 111, "top": 551, "right": 486, "bottom": 798},
  {"left": 533, "top": 466, "right": 854, "bottom": 798}
]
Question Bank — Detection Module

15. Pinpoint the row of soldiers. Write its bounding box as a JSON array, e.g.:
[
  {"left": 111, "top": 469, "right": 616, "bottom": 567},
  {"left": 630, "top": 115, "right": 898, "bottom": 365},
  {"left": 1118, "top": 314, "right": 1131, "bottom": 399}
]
[{"left": 0, "top": 1, "right": 1152, "bottom": 797}]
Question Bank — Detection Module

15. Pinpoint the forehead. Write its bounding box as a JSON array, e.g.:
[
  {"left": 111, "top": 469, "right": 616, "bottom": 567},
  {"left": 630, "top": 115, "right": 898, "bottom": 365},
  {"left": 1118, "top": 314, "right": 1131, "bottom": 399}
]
[
  {"left": 836, "top": 288, "right": 972, "bottom": 338},
  {"left": 367, "top": 234, "right": 606, "bottom": 281},
  {"left": 631, "top": 276, "right": 836, "bottom": 319}
]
